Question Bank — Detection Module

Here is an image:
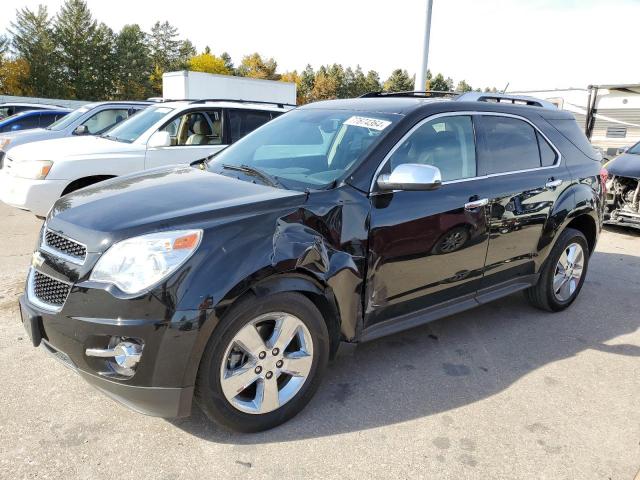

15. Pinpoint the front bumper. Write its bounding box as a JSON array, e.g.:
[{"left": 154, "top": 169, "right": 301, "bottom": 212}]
[
  {"left": 605, "top": 208, "right": 640, "bottom": 230},
  {"left": 0, "top": 172, "right": 67, "bottom": 216},
  {"left": 19, "top": 290, "right": 205, "bottom": 418}
]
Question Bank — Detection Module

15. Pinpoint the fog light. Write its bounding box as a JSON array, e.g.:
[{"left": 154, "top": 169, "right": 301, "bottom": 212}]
[
  {"left": 86, "top": 338, "right": 144, "bottom": 377},
  {"left": 113, "top": 342, "right": 142, "bottom": 369}
]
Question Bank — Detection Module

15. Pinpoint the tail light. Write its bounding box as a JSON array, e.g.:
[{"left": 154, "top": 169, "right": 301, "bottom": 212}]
[{"left": 599, "top": 167, "right": 608, "bottom": 195}]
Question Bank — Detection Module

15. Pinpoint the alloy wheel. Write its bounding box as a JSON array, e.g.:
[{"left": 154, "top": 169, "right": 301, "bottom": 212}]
[
  {"left": 219, "top": 312, "right": 313, "bottom": 414},
  {"left": 553, "top": 242, "right": 585, "bottom": 302}
]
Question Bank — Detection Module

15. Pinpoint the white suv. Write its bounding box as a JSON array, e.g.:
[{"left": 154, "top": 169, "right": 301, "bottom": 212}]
[{"left": 0, "top": 100, "right": 290, "bottom": 217}]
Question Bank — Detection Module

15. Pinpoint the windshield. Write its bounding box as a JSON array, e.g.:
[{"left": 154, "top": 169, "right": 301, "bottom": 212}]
[
  {"left": 627, "top": 142, "right": 640, "bottom": 155},
  {"left": 207, "top": 109, "right": 399, "bottom": 189},
  {"left": 103, "top": 106, "right": 173, "bottom": 143},
  {"left": 46, "top": 106, "right": 91, "bottom": 131}
]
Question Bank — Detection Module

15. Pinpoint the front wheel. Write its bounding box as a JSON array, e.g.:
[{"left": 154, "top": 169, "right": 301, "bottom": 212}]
[
  {"left": 525, "top": 227, "right": 590, "bottom": 312},
  {"left": 195, "top": 292, "right": 329, "bottom": 432}
]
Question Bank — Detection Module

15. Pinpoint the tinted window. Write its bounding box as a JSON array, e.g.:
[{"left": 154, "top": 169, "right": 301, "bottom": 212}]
[
  {"left": 228, "top": 110, "right": 273, "bottom": 143},
  {"left": 549, "top": 118, "right": 600, "bottom": 161},
  {"left": 0, "top": 115, "right": 40, "bottom": 132},
  {"left": 388, "top": 115, "right": 476, "bottom": 181},
  {"left": 38, "top": 112, "right": 61, "bottom": 128},
  {"left": 476, "top": 116, "right": 540, "bottom": 175},
  {"left": 537, "top": 132, "right": 557, "bottom": 166}
]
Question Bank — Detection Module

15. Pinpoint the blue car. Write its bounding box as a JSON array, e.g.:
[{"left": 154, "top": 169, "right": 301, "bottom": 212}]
[{"left": 0, "top": 109, "right": 70, "bottom": 133}]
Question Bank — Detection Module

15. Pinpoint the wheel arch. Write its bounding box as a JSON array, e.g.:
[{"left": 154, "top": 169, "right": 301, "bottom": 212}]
[{"left": 61, "top": 175, "right": 116, "bottom": 196}]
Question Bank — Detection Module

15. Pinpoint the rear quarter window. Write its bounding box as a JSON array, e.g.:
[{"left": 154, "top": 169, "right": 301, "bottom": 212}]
[{"left": 548, "top": 118, "right": 600, "bottom": 161}]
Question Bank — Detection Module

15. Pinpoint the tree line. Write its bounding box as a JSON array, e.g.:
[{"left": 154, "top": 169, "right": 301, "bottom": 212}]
[{"left": 0, "top": 0, "right": 498, "bottom": 104}]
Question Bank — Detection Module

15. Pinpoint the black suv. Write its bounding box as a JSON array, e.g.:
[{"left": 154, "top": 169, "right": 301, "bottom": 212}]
[{"left": 19, "top": 92, "right": 604, "bottom": 432}]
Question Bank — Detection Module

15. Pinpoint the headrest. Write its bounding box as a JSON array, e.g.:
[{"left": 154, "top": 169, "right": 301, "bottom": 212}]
[{"left": 192, "top": 120, "right": 211, "bottom": 135}]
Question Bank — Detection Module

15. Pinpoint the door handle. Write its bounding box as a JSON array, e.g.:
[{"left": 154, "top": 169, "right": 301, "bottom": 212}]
[
  {"left": 464, "top": 198, "right": 488, "bottom": 210},
  {"left": 545, "top": 178, "right": 562, "bottom": 188}
]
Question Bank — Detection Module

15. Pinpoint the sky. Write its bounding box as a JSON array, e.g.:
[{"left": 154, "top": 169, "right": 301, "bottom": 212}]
[{"left": 1, "top": 0, "right": 639, "bottom": 91}]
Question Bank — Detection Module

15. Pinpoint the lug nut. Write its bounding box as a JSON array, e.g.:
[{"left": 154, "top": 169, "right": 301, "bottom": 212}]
[
  {"left": 258, "top": 351, "right": 266, "bottom": 359},
  {"left": 265, "top": 371, "right": 273, "bottom": 379},
  {"left": 272, "top": 348, "right": 280, "bottom": 356},
  {"left": 254, "top": 366, "right": 262, "bottom": 374},
  {"left": 276, "top": 360, "right": 283, "bottom": 368}
]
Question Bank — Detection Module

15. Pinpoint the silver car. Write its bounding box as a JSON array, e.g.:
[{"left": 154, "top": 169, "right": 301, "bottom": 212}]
[{"left": 0, "top": 101, "right": 151, "bottom": 166}]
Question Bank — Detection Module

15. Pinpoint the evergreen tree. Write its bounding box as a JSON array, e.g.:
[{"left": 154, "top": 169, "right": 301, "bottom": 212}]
[
  {"left": 364, "top": 70, "right": 382, "bottom": 93},
  {"left": 114, "top": 24, "right": 152, "bottom": 99},
  {"left": 298, "top": 64, "right": 315, "bottom": 103},
  {"left": 383, "top": 69, "right": 413, "bottom": 92},
  {"left": 9, "top": 6, "right": 61, "bottom": 97},
  {"left": 149, "top": 21, "right": 180, "bottom": 73},
  {"left": 54, "top": 0, "right": 117, "bottom": 99},
  {"left": 429, "top": 72, "right": 454, "bottom": 91},
  {"left": 220, "top": 52, "right": 234, "bottom": 74},
  {"left": 176, "top": 39, "right": 196, "bottom": 69}
]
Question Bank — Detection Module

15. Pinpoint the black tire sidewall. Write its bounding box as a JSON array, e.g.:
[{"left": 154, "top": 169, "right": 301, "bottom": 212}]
[{"left": 196, "top": 292, "right": 329, "bottom": 432}]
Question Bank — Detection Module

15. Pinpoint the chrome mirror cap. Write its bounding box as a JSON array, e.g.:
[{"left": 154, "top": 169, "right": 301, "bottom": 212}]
[{"left": 377, "top": 163, "right": 442, "bottom": 191}]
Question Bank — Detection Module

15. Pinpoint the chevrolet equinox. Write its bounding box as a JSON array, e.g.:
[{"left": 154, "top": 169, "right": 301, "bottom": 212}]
[{"left": 19, "top": 92, "right": 604, "bottom": 432}]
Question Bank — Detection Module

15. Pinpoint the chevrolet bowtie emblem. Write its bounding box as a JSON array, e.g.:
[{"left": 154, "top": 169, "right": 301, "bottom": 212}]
[{"left": 31, "top": 251, "right": 45, "bottom": 268}]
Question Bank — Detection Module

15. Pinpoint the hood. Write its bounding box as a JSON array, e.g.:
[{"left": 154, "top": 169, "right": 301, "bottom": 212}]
[
  {"left": 607, "top": 153, "right": 640, "bottom": 179},
  {"left": 1, "top": 128, "right": 60, "bottom": 150},
  {"left": 47, "top": 166, "right": 305, "bottom": 249},
  {"left": 6, "top": 135, "right": 143, "bottom": 162}
]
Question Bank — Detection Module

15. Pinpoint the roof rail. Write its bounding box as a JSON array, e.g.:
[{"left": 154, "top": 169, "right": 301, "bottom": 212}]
[
  {"left": 360, "top": 90, "right": 459, "bottom": 98},
  {"left": 188, "top": 98, "right": 296, "bottom": 108},
  {"left": 455, "top": 92, "right": 557, "bottom": 109}
]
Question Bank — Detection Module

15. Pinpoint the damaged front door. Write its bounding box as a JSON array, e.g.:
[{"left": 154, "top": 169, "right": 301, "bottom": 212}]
[{"left": 363, "top": 114, "right": 491, "bottom": 331}]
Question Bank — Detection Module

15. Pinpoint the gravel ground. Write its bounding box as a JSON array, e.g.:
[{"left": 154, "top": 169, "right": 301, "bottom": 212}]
[{"left": 0, "top": 202, "right": 638, "bottom": 480}]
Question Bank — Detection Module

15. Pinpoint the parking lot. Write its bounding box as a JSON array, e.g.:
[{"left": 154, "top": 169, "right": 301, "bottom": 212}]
[{"left": 0, "top": 201, "right": 638, "bottom": 479}]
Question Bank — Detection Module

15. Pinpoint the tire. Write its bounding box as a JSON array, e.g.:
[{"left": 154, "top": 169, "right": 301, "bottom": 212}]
[
  {"left": 195, "top": 292, "right": 330, "bottom": 432},
  {"left": 525, "top": 227, "right": 590, "bottom": 312}
]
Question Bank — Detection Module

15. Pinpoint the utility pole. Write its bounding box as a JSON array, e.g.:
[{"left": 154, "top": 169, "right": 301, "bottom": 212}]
[{"left": 415, "top": 0, "right": 434, "bottom": 92}]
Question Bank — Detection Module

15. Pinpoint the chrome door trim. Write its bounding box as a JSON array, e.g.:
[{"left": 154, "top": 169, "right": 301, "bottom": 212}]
[{"left": 369, "top": 111, "right": 563, "bottom": 193}]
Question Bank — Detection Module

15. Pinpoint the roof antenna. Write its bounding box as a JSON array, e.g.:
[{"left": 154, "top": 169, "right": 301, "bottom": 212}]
[{"left": 502, "top": 82, "right": 510, "bottom": 94}]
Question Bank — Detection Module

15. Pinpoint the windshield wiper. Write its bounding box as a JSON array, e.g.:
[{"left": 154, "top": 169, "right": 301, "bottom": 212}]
[{"left": 221, "top": 164, "right": 283, "bottom": 188}]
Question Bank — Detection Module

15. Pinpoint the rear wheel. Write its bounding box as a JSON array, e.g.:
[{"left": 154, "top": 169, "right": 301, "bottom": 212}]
[
  {"left": 525, "top": 228, "right": 589, "bottom": 312},
  {"left": 195, "top": 292, "right": 329, "bottom": 432}
]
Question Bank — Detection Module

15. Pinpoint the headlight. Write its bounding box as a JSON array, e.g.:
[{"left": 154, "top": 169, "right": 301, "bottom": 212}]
[
  {"left": 0, "top": 138, "right": 11, "bottom": 149},
  {"left": 90, "top": 230, "right": 202, "bottom": 294},
  {"left": 12, "top": 160, "right": 53, "bottom": 179}
]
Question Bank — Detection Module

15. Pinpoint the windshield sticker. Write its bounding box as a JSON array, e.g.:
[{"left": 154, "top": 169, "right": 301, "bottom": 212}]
[{"left": 344, "top": 116, "right": 391, "bottom": 131}]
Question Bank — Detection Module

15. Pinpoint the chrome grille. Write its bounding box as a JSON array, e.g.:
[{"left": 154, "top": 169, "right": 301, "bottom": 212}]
[
  {"left": 44, "top": 229, "right": 87, "bottom": 262},
  {"left": 32, "top": 271, "right": 70, "bottom": 307}
]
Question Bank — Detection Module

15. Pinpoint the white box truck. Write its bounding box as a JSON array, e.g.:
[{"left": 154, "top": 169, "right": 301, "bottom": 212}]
[{"left": 162, "top": 71, "right": 296, "bottom": 106}]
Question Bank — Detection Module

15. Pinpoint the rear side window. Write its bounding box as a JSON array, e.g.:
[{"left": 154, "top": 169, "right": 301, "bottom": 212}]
[
  {"left": 227, "top": 110, "right": 273, "bottom": 143},
  {"left": 476, "top": 116, "right": 541, "bottom": 175},
  {"left": 537, "top": 132, "right": 557, "bottom": 167},
  {"left": 38, "top": 113, "right": 60, "bottom": 128}
]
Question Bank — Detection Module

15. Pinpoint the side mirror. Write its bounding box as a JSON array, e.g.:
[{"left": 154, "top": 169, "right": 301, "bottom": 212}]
[
  {"left": 147, "top": 131, "right": 171, "bottom": 148},
  {"left": 73, "top": 125, "right": 89, "bottom": 135},
  {"left": 377, "top": 163, "right": 442, "bottom": 191}
]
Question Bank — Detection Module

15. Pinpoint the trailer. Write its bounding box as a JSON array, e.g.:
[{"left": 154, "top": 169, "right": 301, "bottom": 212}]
[
  {"left": 162, "top": 71, "right": 297, "bottom": 106},
  {"left": 511, "top": 84, "right": 640, "bottom": 161}
]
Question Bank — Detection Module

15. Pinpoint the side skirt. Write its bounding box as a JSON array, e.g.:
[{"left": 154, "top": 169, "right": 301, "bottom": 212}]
[{"left": 358, "top": 274, "right": 539, "bottom": 343}]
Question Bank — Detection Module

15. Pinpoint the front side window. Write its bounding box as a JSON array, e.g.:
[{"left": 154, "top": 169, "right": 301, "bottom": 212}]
[
  {"left": 476, "top": 116, "right": 541, "bottom": 175},
  {"left": 627, "top": 141, "right": 640, "bottom": 155},
  {"left": 159, "top": 109, "right": 222, "bottom": 146},
  {"left": 208, "top": 109, "right": 399, "bottom": 189},
  {"left": 228, "top": 110, "right": 274, "bottom": 143},
  {"left": 82, "top": 108, "right": 130, "bottom": 134},
  {"left": 103, "top": 106, "right": 174, "bottom": 143},
  {"left": 388, "top": 115, "right": 476, "bottom": 182}
]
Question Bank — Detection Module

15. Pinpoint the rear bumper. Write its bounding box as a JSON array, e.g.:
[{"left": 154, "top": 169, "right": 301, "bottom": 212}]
[{"left": 0, "top": 173, "right": 66, "bottom": 216}]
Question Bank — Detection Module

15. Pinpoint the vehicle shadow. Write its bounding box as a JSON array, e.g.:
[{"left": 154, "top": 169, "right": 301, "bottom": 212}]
[{"left": 169, "top": 250, "right": 640, "bottom": 443}]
